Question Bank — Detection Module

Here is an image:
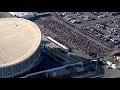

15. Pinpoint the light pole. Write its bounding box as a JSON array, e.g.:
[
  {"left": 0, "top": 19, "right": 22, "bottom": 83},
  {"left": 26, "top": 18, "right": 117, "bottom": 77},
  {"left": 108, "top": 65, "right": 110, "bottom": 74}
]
[
  {"left": 96, "top": 58, "right": 98, "bottom": 73},
  {"left": 96, "top": 53, "right": 99, "bottom": 73}
]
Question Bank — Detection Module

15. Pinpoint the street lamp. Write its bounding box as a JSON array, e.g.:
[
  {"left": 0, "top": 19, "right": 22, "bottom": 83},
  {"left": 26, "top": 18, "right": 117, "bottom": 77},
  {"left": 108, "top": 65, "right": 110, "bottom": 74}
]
[
  {"left": 96, "top": 58, "right": 98, "bottom": 73},
  {"left": 96, "top": 53, "right": 99, "bottom": 73}
]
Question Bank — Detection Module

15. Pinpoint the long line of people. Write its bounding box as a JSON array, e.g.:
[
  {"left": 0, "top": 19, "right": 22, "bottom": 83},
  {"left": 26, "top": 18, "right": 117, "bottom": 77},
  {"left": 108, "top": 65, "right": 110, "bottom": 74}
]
[{"left": 33, "top": 17, "right": 112, "bottom": 57}]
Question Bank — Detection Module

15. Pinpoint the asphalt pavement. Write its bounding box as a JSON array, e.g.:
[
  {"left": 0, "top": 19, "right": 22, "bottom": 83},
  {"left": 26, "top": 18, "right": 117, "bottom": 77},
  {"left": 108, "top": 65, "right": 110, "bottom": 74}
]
[
  {"left": 1, "top": 12, "right": 120, "bottom": 78},
  {"left": 101, "top": 65, "right": 120, "bottom": 78}
]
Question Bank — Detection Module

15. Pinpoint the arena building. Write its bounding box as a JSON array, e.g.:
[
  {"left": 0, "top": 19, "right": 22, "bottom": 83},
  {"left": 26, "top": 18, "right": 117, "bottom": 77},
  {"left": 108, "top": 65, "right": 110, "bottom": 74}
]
[{"left": 0, "top": 18, "right": 42, "bottom": 78}]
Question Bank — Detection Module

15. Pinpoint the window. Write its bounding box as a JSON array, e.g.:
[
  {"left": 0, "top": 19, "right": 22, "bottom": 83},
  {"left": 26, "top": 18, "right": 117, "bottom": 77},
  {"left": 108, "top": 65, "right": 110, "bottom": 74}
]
[
  {"left": 13, "top": 63, "right": 21, "bottom": 73},
  {"left": 0, "top": 68, "right": 2, "bottom": 77},
  {"left": 22, "top": 60, "right": 29, "bottom": 69},
  {"left": 2, "top": 67, "right": 12, "bottom": 76}
]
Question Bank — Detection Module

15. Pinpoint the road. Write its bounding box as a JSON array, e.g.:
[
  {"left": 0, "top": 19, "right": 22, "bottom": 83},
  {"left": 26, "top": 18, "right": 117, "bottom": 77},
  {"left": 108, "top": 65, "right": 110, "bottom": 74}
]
[
  {"left": 87, "top": 64, "right": 120, "bottom": 78},
  {"left": 72, "top": 62, "right": 120, "bottom": 78},
  {"left": 1, "top": 12, "right": 120, "bottom": 78},
  {"left": 101, "top": 65, "right": 120, "bottom": 78}
]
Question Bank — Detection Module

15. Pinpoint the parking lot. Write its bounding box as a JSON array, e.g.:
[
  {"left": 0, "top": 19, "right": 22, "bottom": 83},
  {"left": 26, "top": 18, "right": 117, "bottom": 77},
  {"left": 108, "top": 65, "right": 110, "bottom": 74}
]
[
  {"left": 31, "top": 12, "right": 120, "bottom": 60},
  {"left": 22, "top": 12, "right": 120, "bottom": 78},
  {"left": 1, "top": 12, "right": 120, "bottom": 78}
]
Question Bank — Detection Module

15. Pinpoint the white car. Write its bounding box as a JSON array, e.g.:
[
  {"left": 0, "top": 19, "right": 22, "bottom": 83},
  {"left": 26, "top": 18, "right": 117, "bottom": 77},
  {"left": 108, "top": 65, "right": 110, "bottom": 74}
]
[{"left": 98, "top": 14, "right": 107, "bottom": 18}]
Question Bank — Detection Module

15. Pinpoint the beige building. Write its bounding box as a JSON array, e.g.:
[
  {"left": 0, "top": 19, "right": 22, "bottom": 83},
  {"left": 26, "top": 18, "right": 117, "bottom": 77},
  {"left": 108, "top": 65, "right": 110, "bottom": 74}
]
[{"left": 0, "top": 18, "right": 42, "bottom": 77}]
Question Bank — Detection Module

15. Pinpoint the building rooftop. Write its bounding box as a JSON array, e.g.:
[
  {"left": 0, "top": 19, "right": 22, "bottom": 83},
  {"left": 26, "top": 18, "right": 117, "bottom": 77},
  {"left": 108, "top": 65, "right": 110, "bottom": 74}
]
[
  {"left": 9, "top": 12, "right": 34, "bottom": 17},
  {"left": 0, "top": 18, "right": 41, "bottom": 67}
]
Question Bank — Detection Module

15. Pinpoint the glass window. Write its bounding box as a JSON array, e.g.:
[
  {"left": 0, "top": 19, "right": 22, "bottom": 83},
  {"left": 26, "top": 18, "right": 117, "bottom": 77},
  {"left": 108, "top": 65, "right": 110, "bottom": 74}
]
[
  {"left": 2, "top": 67, "right": 12, "bottom": 76},
  {"left": 0, "top": 68, "right": 2, "bottom": 77},
  {"left": 22, "top": 60, "right": 28, "bottom": 69},
  {"left": 13, "top": 63, "right": 21, "bottom": 73}
]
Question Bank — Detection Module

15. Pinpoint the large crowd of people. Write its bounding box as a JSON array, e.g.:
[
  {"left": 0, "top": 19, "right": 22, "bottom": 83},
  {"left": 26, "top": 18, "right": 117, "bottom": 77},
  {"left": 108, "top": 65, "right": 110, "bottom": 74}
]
[
  {"left": 33, "top": 16, "right": 113, "bottom": 57},
  {"left": 54, "top": 13, "right": 114, "bottom": 49},
  {"left": 80, "top": 26, "right": 114, "bottom": 48}
]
